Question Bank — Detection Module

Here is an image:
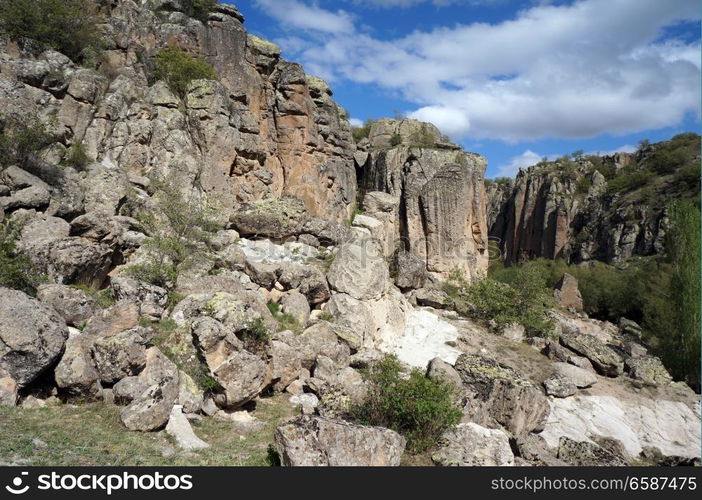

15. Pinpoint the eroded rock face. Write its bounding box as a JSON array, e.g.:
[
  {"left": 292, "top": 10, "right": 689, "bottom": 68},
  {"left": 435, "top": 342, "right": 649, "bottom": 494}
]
[
  {"left": 432, "top": 423, "right": 515, "bottom": 466},
  {"left": 274, "top": 416, "right": 406, "bottom": 466},
  {"left": 0, "top": 287, "right": 68, "bottom": 388},
  {"left": 327, "top": 240, "right": 389, "bottom": 301},
  {"left": 454, "top": 354, "right": 550, "bottom": 435},
  {"left": 358, "top": 119, "right": 488, "bottom": 282}
]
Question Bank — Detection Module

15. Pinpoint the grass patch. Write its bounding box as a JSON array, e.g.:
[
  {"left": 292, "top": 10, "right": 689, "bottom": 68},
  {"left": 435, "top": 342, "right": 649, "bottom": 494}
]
[
  {"left": 71, "top": 284, "right": 115, "bottom": 309},
  {"left": 0, "top": 396, "right": 295, "bottom": 466}
]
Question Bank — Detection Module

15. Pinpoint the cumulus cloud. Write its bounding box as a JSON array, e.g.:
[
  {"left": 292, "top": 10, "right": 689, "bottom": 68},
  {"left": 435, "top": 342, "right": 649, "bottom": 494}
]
[
  {"left": 494, "top": 150, "right": 545, "bottom": 178},
  {"left": 348, "top": 0, "right": 501, "bottom": 7},
  {"left": 254, "top": 0, "right": 701, "bottom": 142},
  {"left": 349, "top": 117, "right": 364, "bottom": 127},
  {"left": 252, "top": 0, "right": 354, "bottom": 34}
]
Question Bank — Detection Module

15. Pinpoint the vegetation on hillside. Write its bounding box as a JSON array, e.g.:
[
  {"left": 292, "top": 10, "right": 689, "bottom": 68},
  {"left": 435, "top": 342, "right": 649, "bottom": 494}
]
[
  {"left": 0, "top": 114, "right": 56, "bottom": 171},
  {"left": 350, "top": 355, "right": 462, "bottom": 453},
  {"left": 0, "top": 0, "right": 102, "bottom": 62},
  {"left": 0, "top": 218, "right": 44, "bottom": 295},
  {"left": 351, "top": 118, "right": 374, "bottom": 143},
  {"left": 124, "top": 178, "right": 220, "bottom": 292},
  {"left": 154, "top": 46, "right": 217, "bottom": 98}
]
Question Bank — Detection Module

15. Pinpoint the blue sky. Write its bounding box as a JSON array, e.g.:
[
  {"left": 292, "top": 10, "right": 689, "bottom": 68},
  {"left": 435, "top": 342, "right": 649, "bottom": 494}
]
[{"left": 227, "top": 0, "right": 701, "bottom": 178}]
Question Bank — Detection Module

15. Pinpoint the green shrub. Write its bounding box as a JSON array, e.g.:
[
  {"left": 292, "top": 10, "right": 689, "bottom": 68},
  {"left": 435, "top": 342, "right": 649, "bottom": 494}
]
[
  {"left": 240, "top": 317, "right": 271, "bottom": 351},
  {"left": 267, "top": 301, "right": 302, "bottom": 333},
  {"left": 63, "top": 141, "right": 91, "bottom": 170},
  {"left": 124, "top": 177, "right": 220, "bottom": 290},
  {"left": 350, "top": 355, "right": 462, "bottom": 453},
  {"left": 71, "top": 284, "right": 116, "bottom": 309},
  {"left": 181, "top": 0, "right": 217, "bottom": 23},
  {"left": 606, "top": 169, "right": 653, "bottom": 194},
  {"left": 154, "top": 46, "right": 217, "bottom": 97},
  {"left": 575, "top": 175, "right": 592, "bottom": 195},
  {"left": 409, "top": 129, "right": 436, "bottom": 148},
  {"left": 0, "top": 114, "right": 55, "bottom": 170},
  {"left": 351, "top": 118, "right": 374, "bottom": 143},
  {"left": 389, "top": 133, "right": 402, "bottom": 147},
  {"left": 0, "top": 0, "right": 101, "bottom": 62},
  {"left": 0, "top": 219, "right": 44, "bottom": 295},
  {"left": 466, "top": 264, "right": 554, "bottom": 337}
]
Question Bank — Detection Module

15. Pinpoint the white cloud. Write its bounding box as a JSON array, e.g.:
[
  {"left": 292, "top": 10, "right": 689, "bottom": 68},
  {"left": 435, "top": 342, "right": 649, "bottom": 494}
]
[
  {"left": 587, "top": 144, "right": 637, "bottom": 156},
  {"left": 252, "top": 0, "right": 354, "bottom": 34},
  {"left": 348, "top": 0, "right": 502, "bottom": 7},
  {"left": 255, "top": 0, "right": 701, "bottom": 142},
  {"left": 494, "top": 150, "right": 545, "bottom": 178},
  {"left": 349, "top": 117, "right": 364, "bottom": 127},
  {"left": 408, "top": 105, "right": 471, "bottom": 136}
]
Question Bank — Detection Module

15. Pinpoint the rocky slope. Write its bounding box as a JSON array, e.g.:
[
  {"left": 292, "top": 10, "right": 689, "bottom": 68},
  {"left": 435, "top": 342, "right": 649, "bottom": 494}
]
[
  {"left": 488, "top": 135, "right": 700, "bottom": 264},
  {"left": 0, "top": 0, "right": 699, "bottom": 468}
]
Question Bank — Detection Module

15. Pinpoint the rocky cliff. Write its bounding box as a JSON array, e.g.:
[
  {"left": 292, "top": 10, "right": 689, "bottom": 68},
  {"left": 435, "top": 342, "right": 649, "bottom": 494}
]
[
  {"left": 487, "top": 135, "right": 700, "bottom": 264},
  {"left": 0, "top": 0, "right": 356, "bottom": 223},
  {"left": 356, "top": 118, "right": 489, "bottom": 283}
]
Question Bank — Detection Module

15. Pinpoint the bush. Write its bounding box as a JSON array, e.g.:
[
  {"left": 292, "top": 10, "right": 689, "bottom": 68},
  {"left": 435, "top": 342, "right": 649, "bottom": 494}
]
[
  {"left": 63, "top": 141, "right": 91, "bottom": 170},
  {"left": 124, "top": 178, "right": 220, "bottom": 290},
  {"left": 351, "top": 118, "right": 374, "bottom": 143},
  {"left": 467, "top": 265, "right": 554, "bottom": 337},
  {"left": 0, "top": 0, "right": 101, "bottom": 62},
  {"left": 71, "top": 284, "right": 115, "bottom": 309},
  {"left": 350, "top": 355, "right": 462, "bottom": 453},
  {"left": 0, "top": 114, "right": 55, "bottom": 170},
  {"left": 181, "top": 0, "right": 217, "bottom": 23},
  {"left": 389, "top": 133, "right": 402, "bottom": 147},
  {"left": 0, "top": 218, "right": 44, "bottom": 295},
  {"left": 154, "top": 46, "right": 217, "bottom": 98},
  {"left": 240, "top": 317, "right": 271, "bottom": 352},
  {"left": 606, "top": 169, "right": 653, "bottom": 194}
]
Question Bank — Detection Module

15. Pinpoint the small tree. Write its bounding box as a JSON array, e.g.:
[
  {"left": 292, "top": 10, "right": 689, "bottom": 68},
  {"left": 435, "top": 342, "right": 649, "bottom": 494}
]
[
  {"left": 0, "top": 114, "right": 55, "bottom": 170},
  {"left": 154, "top": 46, "right": 217, "bottom": 98},
  {"left": 125, "top": 178, "right": 220, "bottom": 290},
  {"left": 0, "top": 218, "right": 44, "bottom": 295},
  {"left": 350, "top": 355, "right": 462, "bottom": 453}
]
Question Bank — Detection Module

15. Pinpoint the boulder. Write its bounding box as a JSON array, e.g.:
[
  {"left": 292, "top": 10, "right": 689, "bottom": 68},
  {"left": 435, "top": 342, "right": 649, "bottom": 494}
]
[
  {"left": 211, "top": 349, "right": 268, "bottom": 409},
  {"left": 177, "top": 370, "right": 204, "bottom": 414},
  {"left": 54, "top": 330, "right": 101, "bottom": 397},
  {"left": 0, "top": 376, "right": 18, "bottom": 407},
  {"left": 277, "top": 264, "right": 330, "bottom": 305},
  {"left": 557, "top": 436, "right": 628, "bottom": 466},
  {"left": 554, "top": 273, "right": 583, "bottom": 311},
  {"left": 244, "top": 259, "right": 279, "bottom": 288},
  {"left": 230, "top": 197, "right": 308, "bottom": 238},
  {"left": 392, "top": 250, "right": 427, "bottom": 290},
  {"left": 625, "top": 356, "right": 673, "bottom": 386},
  {"left": 289, "top": 393, "right": 319, "bottom": 415},
  {"left": 120, "top": 348, "right": 179, "bottom": 432},
  {"left": 454, "top": 354, "right": 550, "bottom": 435},
  {"left": 92, "top": 327, "right": 152, "bottom": 384},
  {"left": 110, "top": 277, "right": 167, "bottom": 320},
  {"left": 426, "top": 357, "right": 464, "bottom": 404},
  {"left": 280, "top": 290, "right": 311, "bottom": 327},
  {"left": 274, "top": 416, "right": 406, "bottom": 466},
  {"left": 165, "top": 405, "right": 210, "bottom": 451},
  {"left": 83, "top": 301, "right": 140, "bottom": 337},
  {"left": 552, "top": 362, "right": 597, "bottom": 388},
  {"left": 267, "top": 332, "right": 303, "bottom": 392},
  {"left": 559, "top": 331, "right": 624, "bottom": 377},
  {"left": 414, "top": 288, "right": 452, "bottom": 309},
  {"left": 362, "top": 191, "right": 399, "bottom": 214},
  {"left": 0, "top": 287, "right": 68, "bottom": 387},
  {"left": 432, "top": 423, "right": 515, "bottom": 466},
  {"left": 543, "top": 373, "right": 577, "bottom": 398},
  {"left": 36, "top": 284, "right": 97, "bottom": 326},
  {"left": 327, "top": 241, "right": 389, "bottom": 301},
  {"left": 297, "top": 322, "right": 351, "bottom": 369}
]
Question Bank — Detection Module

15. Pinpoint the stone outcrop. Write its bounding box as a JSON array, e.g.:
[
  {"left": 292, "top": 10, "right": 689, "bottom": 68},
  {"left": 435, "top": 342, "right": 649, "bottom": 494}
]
[
  {"left": 486, "top": 141, "right": 697, "bottom": 264},
  {"left": 432, "top": 423, "right": 514, "bottom": 466},
  {"left": 274, "top": 415, "right": 406, "bottom": 466},
  {"left": 0, "top": 287, "right": 68, "bottom": 388},
  {"left": 356, "top": 119, "right": 488, "bottom": 283}
]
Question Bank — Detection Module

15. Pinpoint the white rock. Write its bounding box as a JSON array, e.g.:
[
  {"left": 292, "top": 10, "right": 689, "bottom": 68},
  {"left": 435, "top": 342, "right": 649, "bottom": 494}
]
[
  {"left": 540, "top": 395, "right": 701, "bottom": 459},
  {"left": 380, "top": 308, "right": 460, "bottom": 368},
  {"left": 165, "top": 405, "right": 209, "bottom": 451},
  {"left": 290, "top": 393, "right": 319, "bottom": 415}
]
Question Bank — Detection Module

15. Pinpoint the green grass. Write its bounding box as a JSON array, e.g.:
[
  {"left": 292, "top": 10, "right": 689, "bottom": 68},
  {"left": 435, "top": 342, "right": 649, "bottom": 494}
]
[{"left": 0, "top": 396, "right": 295, "bottom": 466}]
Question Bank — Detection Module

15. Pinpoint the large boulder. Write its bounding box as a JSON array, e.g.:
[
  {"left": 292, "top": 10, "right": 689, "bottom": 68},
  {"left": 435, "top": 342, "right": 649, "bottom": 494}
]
[
  {"left": 625, "top": 356, "right": 673, "bottom": 386},
  {"left": 552, "top": 362, "right": 597, "bottom": 388},
  {"left": 280, "top": 290, "right": 311, "bottom": 327},
  {"left": 54, "top": 330, "right": 101, "bottom": 398},
  {"left": 165, "top": 405, "right": 209, "bottom": 451},
  {"left": 211, "top": 349, "right": 268, "bottom": 409},
  {"left": 91, "top": 327, "right": 152, "bottom": 384},
  {"left": 230, "top": 197, "right": 308, "bottom": 238},
  {"left": 274, "top": 416, "right": 406, "bottom": 466},
  {"left": 559, "top": 331, "right": 624, "bottom": 377},
  {"left": 432, "top": 423, "right": 515, "bottom": 466},
  {"left": 543, "top": 373, "right": 577, "bottom": 398},
  {"left": 0, "top": 287, "right": 68, "bottom": 387},
  {"left": 120, "top": 348, "right": 179, "bottom": 432},
  {"left": 297, "top": 322, "right": 351, "bottom": 369},
  {"left": 557, "top": 436, "right": 628, "bottom": 466},
  {"left": 36, "top": 284, "right": 98, "bottom": 326},
  {"left": 109, "top": 277, "right": 168, "bottom": 321},
  {"left": 553, "top": 273, "right": 583, "bottom": 311},
  {"left": 454, "top": 354, "right": 550, "bottom": 435},
  {"left": 392, "top": 250, "right": 427, "bottom": 290},
  {"left": 0, "top": 376, "right": 18, "bottom": 407},
  {"left": 327, "top": 241, "right": 389, "bottom": 301},
  {"left": 277, "top": 264, "right": 330, "bottom": 304}
]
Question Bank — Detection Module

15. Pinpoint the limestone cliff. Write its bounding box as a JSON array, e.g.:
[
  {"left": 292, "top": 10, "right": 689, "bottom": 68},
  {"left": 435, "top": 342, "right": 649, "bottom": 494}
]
[{"left": 487, "top": 135, "right": 700, "bottom": 264}]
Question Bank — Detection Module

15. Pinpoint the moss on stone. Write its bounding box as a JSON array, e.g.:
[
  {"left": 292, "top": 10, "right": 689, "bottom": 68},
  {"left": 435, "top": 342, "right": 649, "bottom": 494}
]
[{"left": 247, "top": 34, "right": 281, "bottom": 57}]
